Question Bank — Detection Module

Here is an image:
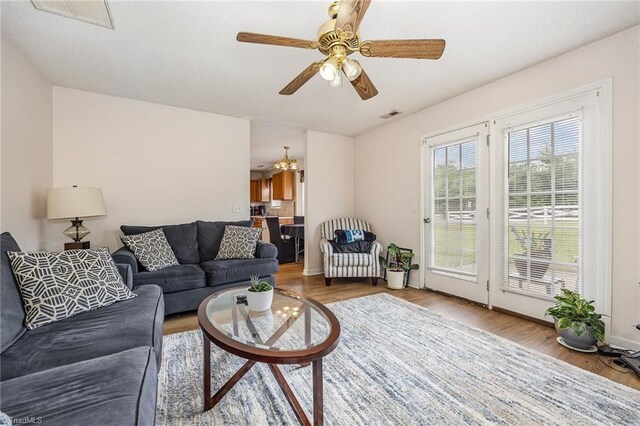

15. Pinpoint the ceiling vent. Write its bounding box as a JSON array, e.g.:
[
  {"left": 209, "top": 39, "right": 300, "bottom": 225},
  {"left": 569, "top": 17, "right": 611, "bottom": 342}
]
[
  {"left": 380, "top": 110, "right": 402, "bottom": 119},
  {"left": 31, "top": 0, "right": 114, "bottom": 29}
]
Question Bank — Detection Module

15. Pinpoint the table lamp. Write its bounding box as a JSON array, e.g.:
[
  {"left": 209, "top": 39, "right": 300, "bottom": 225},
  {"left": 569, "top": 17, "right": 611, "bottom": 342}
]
[{"left": 47, "top": 186, "right": 106, "bottom": 250}]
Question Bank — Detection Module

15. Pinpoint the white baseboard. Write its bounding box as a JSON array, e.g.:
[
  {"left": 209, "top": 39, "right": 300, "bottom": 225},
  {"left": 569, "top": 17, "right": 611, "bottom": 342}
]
[
  {"left": 408, "top": 282, "right": 421, "bottom": 289},
  {"left": 609, "top": 335, "right": 640, "bottom": 351},
  {"left": 303, "top": 267, "right": 324, "bottom": 276}
]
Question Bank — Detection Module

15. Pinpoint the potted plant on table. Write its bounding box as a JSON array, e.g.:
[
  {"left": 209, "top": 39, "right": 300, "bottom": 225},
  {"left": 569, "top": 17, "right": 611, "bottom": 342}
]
[
  {"left": 247, "top": 275, "right": 274, "bottom": 312},
  {"left": 545, "top": 289, "right": 606, "bottom": 351},
  {"left": 510, "top": 226, "right": 552, "bottom": 279},
  {"left": 379, "top": 243, "right": 419, "bottom": 290}
]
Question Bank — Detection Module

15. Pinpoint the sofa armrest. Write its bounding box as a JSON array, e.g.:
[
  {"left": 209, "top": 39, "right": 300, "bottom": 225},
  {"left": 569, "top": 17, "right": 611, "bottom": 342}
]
[
  {"left": 255, "top": 241, "right": 277, "bottom": 259},
  {"left": 116, "top": 263, "right": 134, "bottom": 290},
  {"left": 320, "top": 239, "right": 333, "bottom": 256},
  {"left": 370, "top": 241, "right": 383, "bottom": 257},
  {"left": 112, "top": 246, "right": 139, "bottom": 274}
]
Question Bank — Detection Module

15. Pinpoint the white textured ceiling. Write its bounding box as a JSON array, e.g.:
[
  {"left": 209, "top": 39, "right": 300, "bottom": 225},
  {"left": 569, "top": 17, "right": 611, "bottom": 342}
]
[{"left": 2, "top": 1, "right": 639, "bottom": 136}]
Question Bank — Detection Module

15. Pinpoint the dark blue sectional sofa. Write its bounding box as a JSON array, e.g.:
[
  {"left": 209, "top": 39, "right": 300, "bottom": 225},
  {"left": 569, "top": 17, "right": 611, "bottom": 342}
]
[
  {"left": 0, "top": 232, "right": 164, "bottom": 425},
  {"left": 112, "top": 220, "right": 279, "bottom": 315}
]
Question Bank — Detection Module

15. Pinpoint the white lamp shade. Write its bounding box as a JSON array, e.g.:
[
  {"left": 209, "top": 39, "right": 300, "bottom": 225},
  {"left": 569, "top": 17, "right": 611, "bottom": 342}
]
[
  {"left": 319, "top": 57, "right": 339, "bottom": 81},
  {"left": 47, "top": 187, "right": 106, "bottom": 220},
  {"left": 342, "top": 58, "right": 362, "bottom": 81}
]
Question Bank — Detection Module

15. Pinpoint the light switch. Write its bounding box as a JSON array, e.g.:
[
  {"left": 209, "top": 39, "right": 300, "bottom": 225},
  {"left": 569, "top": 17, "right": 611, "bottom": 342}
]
[{"left": 232, "top": 203, "right": 242, "bottom": 214}]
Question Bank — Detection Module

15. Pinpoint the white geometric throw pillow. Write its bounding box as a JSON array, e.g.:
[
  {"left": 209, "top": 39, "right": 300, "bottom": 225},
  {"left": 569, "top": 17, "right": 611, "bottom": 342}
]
[
  {"left": 215, "top": 225, "right": 261, "bottom": 260},
  {"left": 7, "top": 248, "right": 137, "bottom": 330},
  {"left": 120, "top": 228, "right": 179, "bottom": 271}
]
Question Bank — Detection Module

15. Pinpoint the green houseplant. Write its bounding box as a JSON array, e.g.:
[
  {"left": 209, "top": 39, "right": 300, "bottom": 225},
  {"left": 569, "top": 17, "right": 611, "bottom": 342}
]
[
  {"left": 247, "top": 275, "right": 274, "bottom": 311},
  {"left": 510, "top": 226, "right": 552, "bottom": 279},
  {"left": 379, "top": 243, "right": 419, "bottom": 290},
  {"left": 545, "top": 289, "right": 605, "bottom": 350}
]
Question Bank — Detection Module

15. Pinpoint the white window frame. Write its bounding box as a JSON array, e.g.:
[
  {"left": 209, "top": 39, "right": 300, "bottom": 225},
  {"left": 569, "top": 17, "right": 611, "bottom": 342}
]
[
  {"left": 429, "top": 135, "right": 480, "bottom": 280},
  {"left": 500, "top": 110, "right": 583, "bottom": 298},
  {"left": 489, "top": 81, "right": 612, "bottom": 330}
]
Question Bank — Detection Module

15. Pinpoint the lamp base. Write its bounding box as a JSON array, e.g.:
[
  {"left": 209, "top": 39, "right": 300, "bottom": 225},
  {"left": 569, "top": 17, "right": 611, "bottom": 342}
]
[
  {"left": 63, "top": 218, "right": 91, "bottom": 242},
  {"left": 65, "top": 241, "right": 90, "bottom": 251}
]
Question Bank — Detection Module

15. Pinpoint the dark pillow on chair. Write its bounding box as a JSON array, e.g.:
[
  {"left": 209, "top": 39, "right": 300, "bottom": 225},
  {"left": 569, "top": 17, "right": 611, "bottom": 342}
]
[
  {"left": 330, "top": 241, "right": 372, "bottom": 253},
  {"left": 334, "top": 230, "right": 376, "bottom": 244}
]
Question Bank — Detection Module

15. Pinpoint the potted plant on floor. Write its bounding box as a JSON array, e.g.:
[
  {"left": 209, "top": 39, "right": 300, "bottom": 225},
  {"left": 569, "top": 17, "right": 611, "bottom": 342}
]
[
  {"left": 545, "top": 289, "right": 606, "bottom": 351},
  {"left": 511, "top": 226, "right": 552, "bottom": 279},
  {"left": 380, "top": 243, "right": 419, "bottom": 290},
  {"left": 247, "top": 275, "right": 274, "bottom": 311}
]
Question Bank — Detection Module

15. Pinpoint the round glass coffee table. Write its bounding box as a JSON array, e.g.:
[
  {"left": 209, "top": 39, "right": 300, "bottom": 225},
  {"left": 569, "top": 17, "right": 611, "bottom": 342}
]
[{"left": 198, "top": 287, "right": 341, "bottom": 426}]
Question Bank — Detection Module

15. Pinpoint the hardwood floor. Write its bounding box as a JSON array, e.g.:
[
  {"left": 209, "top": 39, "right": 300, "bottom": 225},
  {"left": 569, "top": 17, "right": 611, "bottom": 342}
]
[{"left": 164, "top": 260, "right": 640, "bottom": 390}]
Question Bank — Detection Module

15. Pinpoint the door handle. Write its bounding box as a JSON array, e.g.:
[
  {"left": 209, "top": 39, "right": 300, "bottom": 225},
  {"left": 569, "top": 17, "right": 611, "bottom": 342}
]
[{"left": 424, "top": 218, "right": 431, "bottom": 224}]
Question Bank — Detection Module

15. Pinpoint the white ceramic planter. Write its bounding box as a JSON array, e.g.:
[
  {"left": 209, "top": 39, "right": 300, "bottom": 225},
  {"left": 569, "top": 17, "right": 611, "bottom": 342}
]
[
  {"left": 386, "top": 270, "right": 405, "bottom": 290},
  {"left": 247, "top": 288, "right": 274, "bottom": 311}
]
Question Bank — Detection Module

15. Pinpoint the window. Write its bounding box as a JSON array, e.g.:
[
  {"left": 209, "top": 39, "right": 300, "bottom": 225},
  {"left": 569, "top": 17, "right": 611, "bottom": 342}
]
[
  {"left": 503, "top": 115, "right": 581, "bottom": 297},
  {"left": 432, "top": 140, "right": 477, "bottom": 276}
]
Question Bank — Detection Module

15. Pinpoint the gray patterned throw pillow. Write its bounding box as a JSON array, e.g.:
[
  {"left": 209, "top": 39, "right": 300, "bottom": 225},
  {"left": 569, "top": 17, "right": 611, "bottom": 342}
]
[
  {"left": 215, "top": 225, "right": 261, "bottom": 260},
  {"left": 7, "top": 248, "right": 137, "bottom": 330},
  {"left": 120, "top": 228, "right": 179, "bottom": 271}
]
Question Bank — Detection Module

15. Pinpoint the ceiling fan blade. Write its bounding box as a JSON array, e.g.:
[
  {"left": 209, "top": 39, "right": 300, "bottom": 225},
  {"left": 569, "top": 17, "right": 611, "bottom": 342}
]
[
  {"left": 335, "top": 0, "right": 371, "bottom": 38},
  {"left": 360, "top": 39, "right": 446, "bottom": 59},
  {"left": 236, "top": 32, "right": 316, "bottom": 49},
  {"left": 279, "top": 61, "right": 323, "bottom": 95},
  {"left": 350, "top": 69, "right": 378, "bottom": 100}
]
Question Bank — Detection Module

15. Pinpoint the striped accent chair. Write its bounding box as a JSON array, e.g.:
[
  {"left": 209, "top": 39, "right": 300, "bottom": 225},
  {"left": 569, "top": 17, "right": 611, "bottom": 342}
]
[{"left": 319, "top": 218, "right": 383, "bottom": 286}]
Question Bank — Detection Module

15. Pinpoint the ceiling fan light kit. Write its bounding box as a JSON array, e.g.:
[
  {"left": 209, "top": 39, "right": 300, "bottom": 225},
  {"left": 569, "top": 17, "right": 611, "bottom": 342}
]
[
  {"left": 236, "top": 0, "right": 445, "bottom": 100},
  {"left": 342, "top": 58, "right": 363, "bottom": 81},
  {"left": 328, "top": 70, "right": 343, "bottom": 87},
  {"left": 320, "top": 56, "right": 340, "bottom": 81}
]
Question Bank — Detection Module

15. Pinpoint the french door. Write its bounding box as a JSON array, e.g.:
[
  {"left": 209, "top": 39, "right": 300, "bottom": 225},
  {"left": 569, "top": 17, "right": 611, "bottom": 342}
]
[
  {"left": 422, "top": 86, "right": 610, "bottom": 326},
  {"left": 490, "top": 92, "right": 604, "bottom": 321},
  {"left": 423, "top": 123, "right": 490, "bottom": 304}
]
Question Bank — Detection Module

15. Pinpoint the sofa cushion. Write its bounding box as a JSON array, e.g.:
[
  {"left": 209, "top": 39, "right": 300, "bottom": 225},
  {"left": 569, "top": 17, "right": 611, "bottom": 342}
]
[
  {"left": 121, "top": 222, "right": 200, "bottom": 265},
  {"left": 134, "top": 264, "right": 206, "bottom": 293},
  {"left": 201, "top": 258, "right": 279, "bottom": 286},
  {"left": 332, "top": 253, "right": 373, "bottom": 267},
  {"left": 0, "top": 232, "right": 27, "bottom": 353},
  {"left": 0, "top": 347, "right": 157, "bottom": 426},
  {"left": 196, "top": 220, "right": 252, "bottom": 262},
  {"left": 215, "top": 225, "right": 262, "bottom": 260},
  {"left": 0, "top": 285, "right": 163, "bottom": 381},
  {"left": 7, "top": 248, "right": 137, "bottom": 330},
  {"left": 121, "top": 229, "right": 179, "bottom": 272}
]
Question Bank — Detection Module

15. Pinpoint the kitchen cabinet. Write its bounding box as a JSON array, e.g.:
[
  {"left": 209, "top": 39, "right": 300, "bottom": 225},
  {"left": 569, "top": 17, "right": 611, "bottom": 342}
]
[
  {"left": 272, "top": 171, "right": 295, "bottom": 201},
  {"left": 260, "top": 179, "right": 269, "bottom": 202},
  {"left": 250, "top": 179, "right": 269, "bottom": 203}
]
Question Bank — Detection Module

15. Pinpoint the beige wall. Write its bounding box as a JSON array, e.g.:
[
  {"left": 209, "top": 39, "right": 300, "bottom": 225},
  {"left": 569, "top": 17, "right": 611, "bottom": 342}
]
[
  {"left": 354, "top": 26, "right": 640, "bottom": 346},
  {"left": 52, "top": 87, "right": 250, "bottom": 251},
  {"left": 1, "top": 37, "right": 52, "bottom": 250},
  {"left": 304, "top": 131, "right": 354, "bottom": 275}
]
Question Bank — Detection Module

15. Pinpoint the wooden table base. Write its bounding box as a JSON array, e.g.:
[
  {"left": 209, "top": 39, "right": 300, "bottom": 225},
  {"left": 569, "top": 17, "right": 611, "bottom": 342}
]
[{"left": 203, "top": 337, "right": 324, "bottom": 425}]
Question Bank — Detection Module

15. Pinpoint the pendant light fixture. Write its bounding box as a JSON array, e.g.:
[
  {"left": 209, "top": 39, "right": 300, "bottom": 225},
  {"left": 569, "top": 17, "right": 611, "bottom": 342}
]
[{"left": 273, "top": 146, "right": 298, "bottom": 170}]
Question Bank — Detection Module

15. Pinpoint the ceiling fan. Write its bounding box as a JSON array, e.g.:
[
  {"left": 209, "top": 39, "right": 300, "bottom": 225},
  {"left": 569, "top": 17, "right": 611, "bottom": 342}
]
[{"left": 236, "top": 0, "right": 445, "bottom": 101}]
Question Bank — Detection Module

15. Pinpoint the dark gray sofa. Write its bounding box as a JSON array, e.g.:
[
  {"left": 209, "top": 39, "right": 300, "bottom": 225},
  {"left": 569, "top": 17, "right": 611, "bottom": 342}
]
[
  {"left": 0, "top": 232, "right": 163, "bottom": 426},
  {"left": 112, "top": 220, "right": 278, "bottom": 315}
]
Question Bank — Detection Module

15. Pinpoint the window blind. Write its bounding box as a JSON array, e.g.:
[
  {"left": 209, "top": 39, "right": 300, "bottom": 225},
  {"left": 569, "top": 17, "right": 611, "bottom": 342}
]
[
  {"left": 432, "top": 140, "right": 477, "bottom": 276},
  {"left": 502, "top": 116, "right": 581, "bottom": 297}
]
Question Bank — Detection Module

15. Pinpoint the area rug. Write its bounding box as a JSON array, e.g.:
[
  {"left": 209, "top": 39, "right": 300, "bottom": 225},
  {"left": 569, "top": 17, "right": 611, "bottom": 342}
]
[{"left": 157, "top": 293, "right": 640, "bottom": 425}]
